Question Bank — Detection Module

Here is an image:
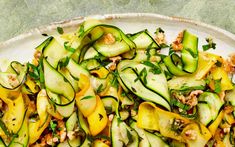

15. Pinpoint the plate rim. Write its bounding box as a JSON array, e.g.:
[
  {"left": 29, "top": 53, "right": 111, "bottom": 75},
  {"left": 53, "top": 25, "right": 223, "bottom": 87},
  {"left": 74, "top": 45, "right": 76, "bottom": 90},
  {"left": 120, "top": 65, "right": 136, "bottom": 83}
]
[{"left": 1, "top": 13, "right": 235, "bottom": 47}]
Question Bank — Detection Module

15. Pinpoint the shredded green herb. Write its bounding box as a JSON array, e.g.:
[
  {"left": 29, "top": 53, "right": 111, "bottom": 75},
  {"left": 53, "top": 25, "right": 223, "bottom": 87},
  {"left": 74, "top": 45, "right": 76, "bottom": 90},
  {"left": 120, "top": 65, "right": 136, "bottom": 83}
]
[
  {"left": 214, "top": 79, "right": 222, "bottom": 93},
  {"left": 142, "top": 61, "right": 161, "bottom": 74},
  {"left": 202, "top": 37, "right": 216, "bottom": 51},
  {"left": 80, "top": 95, "right": 94, "bottom": 101},
  {"left": 57, "top": 27, "right": 64, "bottom": 35},
  {"left": 99, "top": 113, "right": 103, "bottom": 121},
  {"left": 64, "top": 42, "right": 76, "bottom": 53}
]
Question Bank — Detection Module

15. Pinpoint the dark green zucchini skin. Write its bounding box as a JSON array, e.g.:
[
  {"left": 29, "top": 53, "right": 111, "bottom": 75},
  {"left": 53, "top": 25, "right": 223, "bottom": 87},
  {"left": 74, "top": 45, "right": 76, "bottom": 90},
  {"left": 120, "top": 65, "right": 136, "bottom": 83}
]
[{"left": 163, "top": 30, "right": 198, "bottom": 76}]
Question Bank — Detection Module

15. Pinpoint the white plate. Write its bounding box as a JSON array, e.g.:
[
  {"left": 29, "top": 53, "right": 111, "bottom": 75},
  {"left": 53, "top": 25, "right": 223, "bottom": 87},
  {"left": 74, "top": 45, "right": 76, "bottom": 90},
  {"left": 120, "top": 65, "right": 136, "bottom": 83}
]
[{"left": 0, "top": 13, "right": 235, "bottom": 67}]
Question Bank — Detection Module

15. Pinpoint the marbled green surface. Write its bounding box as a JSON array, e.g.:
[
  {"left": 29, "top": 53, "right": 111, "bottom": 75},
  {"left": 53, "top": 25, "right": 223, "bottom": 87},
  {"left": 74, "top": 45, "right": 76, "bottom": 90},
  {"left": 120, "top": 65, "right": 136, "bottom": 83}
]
[{"left": 0, "top": 0, "right": 234, "bottom": 42}]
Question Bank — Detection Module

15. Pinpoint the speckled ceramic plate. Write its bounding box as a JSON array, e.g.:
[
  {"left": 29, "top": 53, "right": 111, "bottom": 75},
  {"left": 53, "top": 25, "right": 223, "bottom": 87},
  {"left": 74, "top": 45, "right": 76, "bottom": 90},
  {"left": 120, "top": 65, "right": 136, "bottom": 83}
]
[{"left": 0, "top": 13, "right": 235, "bottom": 66}]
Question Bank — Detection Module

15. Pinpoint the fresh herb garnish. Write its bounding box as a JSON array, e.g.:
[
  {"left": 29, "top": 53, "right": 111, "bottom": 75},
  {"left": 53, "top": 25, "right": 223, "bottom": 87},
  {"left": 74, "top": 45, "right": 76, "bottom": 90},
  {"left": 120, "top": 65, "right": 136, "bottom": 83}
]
[
  {"left": 131, "top": 87, "right": 137, "bottom": 93},
  {"left": 41, "top": 33, "right": 48, "bottom": 36},
  {"left": 146, "top": 42, "right": 154, "bottom": 60},
  {"left": 49, "top": 120, "right": 57, "bottom": 136},
  {"left": 57, "top": 27, "right": 64, "bottom": 35},
  {"left": 27, "top": 63, "right": 40, "bottom": 80},
  {"left": 64, "top": 42, "right": 76, "bottom": 53},
  {"left": 215, "top": 60, "right": 222, "bottom": 67},
  {"left": 202, "top": 37, "right": 216, "bottom": 51},
  {"left": 155, "top": 27, "right": 164, "bottom": 34},
  {"left": 78, "top": 24, "right": 85, "bottom": 37},
  {"left": 96, "top": 84, "right": 103, "bottom": 93},
  {"left": 142, "top": 61, "right": 161, "bottom": 74},
  {"left": 99, "top": 113, "right": 103, "bottom": 121},
  {"left": 214, "top": 79, "right": 222, "bottom": 93},
  {"left": 134, "top": 67, "right": 148, "bottom": 85},
  {"left": 58, "top": 57, "right": 70, "bottom": 69},
  {"left": 0, "top": 119, "right": 12, "bottom": 137},
  {"left": 80, "top": 95, "right": 94, "bottom": 101}
]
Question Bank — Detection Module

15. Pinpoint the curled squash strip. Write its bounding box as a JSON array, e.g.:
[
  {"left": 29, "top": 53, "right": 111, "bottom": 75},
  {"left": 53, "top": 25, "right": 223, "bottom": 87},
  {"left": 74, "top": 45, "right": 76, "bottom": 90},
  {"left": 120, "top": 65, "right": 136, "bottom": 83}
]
[{"left": 137, "top": 102, "right": 212, "bottom": 146}]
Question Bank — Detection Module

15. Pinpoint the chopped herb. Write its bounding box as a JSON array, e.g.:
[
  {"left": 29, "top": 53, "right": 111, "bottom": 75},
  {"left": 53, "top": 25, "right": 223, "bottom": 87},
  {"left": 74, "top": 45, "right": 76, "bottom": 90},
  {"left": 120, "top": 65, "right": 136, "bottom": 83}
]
[
  {"left": 78, "top": 24, "right": 85, "bottom": 37},
  {"left": 171, "top": 99, "right": 190, "bottom": 110},
  {"left": 160, "top": 43, "right": 169, "bottom": 48},
  {"left": 215, "top": 60, "right": 222, "bottom": 67},
  {"left": 41, "top": 33, "right": 48, "bottom": 36},
  {"left": 96, "top": 84, "right": 103, "bottom": 93},
  {"left": 205, "top": 78, "right": 210, "bottom": 84},
  {"left": 58, "top": 57, "right": 70, "bottom": 69},
  {"left": 135, "top": 67, "right": 148, "bottom": 85},
  {"left": 171, "top": 118, "right": 186, "bottom": 135},
  {"left": 80, "top": 95, "right": 94, "bottom": 101},
  {"left": 64, "top": 42, "right": 76, "bottom": 53},
  {"left": 57, "top": 27, "right": 64, "bottom": 34},
  {"left": 202, "top": 37, "right": 216, "bottom": 51},
  {"left": 155, "top": 27, "right": 164, "bottom": 34},
  {"left": 214, "top": 79, "right": 222, "bottom": 93},
  {"left": 146, "top": 42, "right": 154, "bottom": 60},
  {"left": 105, "top": 106, "right": 113, "bottom": 114},
  {"left": 164, "top": 70, "right": 173, "bottom": 80},
  {"left": 111, "top": 70, "right": 119, "bottom": 88},
  {"left": 0, "top": 119, "right": 12, "bottom": 137},
  {"left": 99, "top": 113, "right": 103, "bottom": 121},
  {"left": 27, "top": 63, "right": 40, "bottom": 80},
  {"left": 49, "top": 120, "right": 57, "bottom": 135},
  {"left": 142, "top": 61, "right": 161, "bottom": 74},
  {"left": 131, "top": 87, "right": 137, "bottom": 93},
  {"left": 38, "top": 57, "right": 45, "bottom": 89}
]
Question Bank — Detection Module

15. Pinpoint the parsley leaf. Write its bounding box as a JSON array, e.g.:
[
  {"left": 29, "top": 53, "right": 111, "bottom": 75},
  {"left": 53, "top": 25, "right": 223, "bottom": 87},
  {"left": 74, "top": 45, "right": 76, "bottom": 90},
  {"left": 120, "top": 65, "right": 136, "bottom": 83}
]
[
  {"left": 155, "top": 27, "right": 164, "bottom": 34},
  {"left": 64, "top": 42, "right": 76, "bottom": 53},
  {"left": 202, "top": 37, "right": 216, "bottom": 51},
  {"left": 99, "top": 113, "right": 103, "bottom": 121},
  {"left": 96, "top": 84, "right": 103, "bottom": 93},
  {"left": 142, "top": 61, "right": 161, "bottom": 74},
  {"left": 58, "top": 57, "right": 70, "bottom": 69},
  {"left": 78, "top": 24, "right": 85, "bottom": 37},
  {"left": 57, "top": 27, "right": 64, "bottom": 35},
  {"left": 49, "top": 120, "right": 57, "bottom": 136},
  {"left": 214, "top": 79, "right": 222, "bottom": 93},
  {"left": 27, "top": 63, "right": 40, "bottom": 80},
  {"left": 80, "top": 95, "right": 94, "bottom": 101},
  {"left": 215, "top": 60, "right": 222, "bottom": 67}
]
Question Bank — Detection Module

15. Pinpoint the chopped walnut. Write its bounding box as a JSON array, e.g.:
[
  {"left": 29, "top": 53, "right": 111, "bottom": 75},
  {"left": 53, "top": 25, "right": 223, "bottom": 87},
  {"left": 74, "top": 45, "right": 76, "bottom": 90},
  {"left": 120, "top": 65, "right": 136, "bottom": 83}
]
[
  {"left": 108, "top": 114, "right": 114, "bottom": 121},
  {"left": 184, "top": 130, "right": 197, "bottom": 140},
  {"left": 33, "top": 50, "right": 42, "bottom": 66},
  {"left": 172, "top": 31, "right": 184, "bottom": 51},
  {"left": 218, "top": 91, "right": 225, "bottom": 102},
  {"left": 103, "top": 33, "right": 116, "bottom": 45},
  {"left": 109, "top": 56, "right": 122, "bottom": 63},
  {"left": 155, "top": 32, "right": 166, "bottom": 45},
  {"left": 223, "top": 127, "right": 230, "bottom": 133},
  {"left": 173, "top": 90, "right": 203, "bottom": 108},
  {"left": 67, "top": 130, "right": 76, "bottom": 140},
  {"left": 107, "top": 56, "right": 122, "bottom": 71},
  {"left": 185, "top": 90, "right": 203, "bottom": 107},
  {"left": 223, "top": 53, "right": 235, "bottom": 73},
  {"left": 224, "top": 105, "right": 234, "bottom": 114},
  {"left": 57, "top": 120, "right": 66, "bottom": 142}
]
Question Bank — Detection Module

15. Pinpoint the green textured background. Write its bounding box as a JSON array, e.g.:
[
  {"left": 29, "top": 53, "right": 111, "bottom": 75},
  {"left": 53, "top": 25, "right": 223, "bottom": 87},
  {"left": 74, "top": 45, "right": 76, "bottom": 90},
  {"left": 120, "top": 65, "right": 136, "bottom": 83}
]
[{"left": 0, "top": 0, "right": 234, "bottom": 42}]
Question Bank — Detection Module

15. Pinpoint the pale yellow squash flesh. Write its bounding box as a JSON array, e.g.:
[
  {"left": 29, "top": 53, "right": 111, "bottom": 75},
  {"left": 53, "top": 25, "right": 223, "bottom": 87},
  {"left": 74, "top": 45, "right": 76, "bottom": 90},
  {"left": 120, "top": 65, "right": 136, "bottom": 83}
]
[{"left": 87, "top": 96, "right": 108, "bottom": 136}]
